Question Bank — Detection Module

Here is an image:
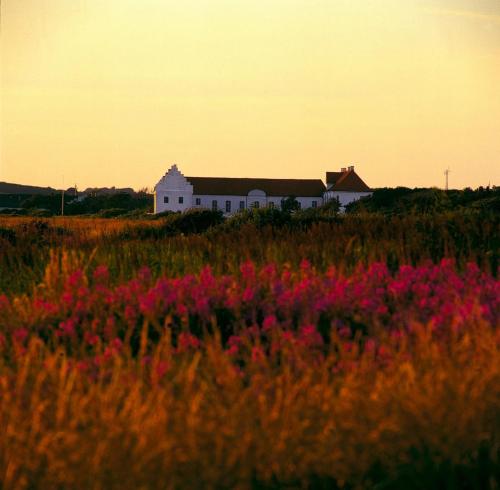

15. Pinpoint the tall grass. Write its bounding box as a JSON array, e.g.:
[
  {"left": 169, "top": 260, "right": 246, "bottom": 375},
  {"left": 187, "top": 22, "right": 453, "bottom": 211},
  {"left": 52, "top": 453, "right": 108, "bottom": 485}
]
[
  {"left": 0, "top": 317, "right": 498, "bottom": 488},
  {"left": 0, "top": 215, "right": 498, "bottom": 488},
  {"left": 0, "top": 212, "right": 497, "bottom": 296}
]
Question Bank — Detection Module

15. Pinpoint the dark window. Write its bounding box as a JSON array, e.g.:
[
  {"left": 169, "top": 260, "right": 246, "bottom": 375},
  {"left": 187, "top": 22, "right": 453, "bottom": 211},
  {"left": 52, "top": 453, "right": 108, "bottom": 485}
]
[
  {"left": 239, "top": 200, "right": 245, "bottom": 210},
  {"left": 225, "top": 200, "right": 231, "bottom": 212},
  {"left": 268, "top": 201, "right": 274, "bottom": 209},
  {"left": 253, "top": 201, "right": 260, "bottom": 209},
  {"left": 212, "top": 200, "right": 218, "bottom": 210},
  {"left": 163, "top": 196, "right": 169, "bottom": 204},
  {"left": 312, "top": 201, "right": 317, "bottom": 208},
  {"left": 178, "top": 196, "right": 183, "bottom": 204},
  {"left": 297, "top": 202, "right": 301, "bottom": 209},
  {"left": 195, "top": 198, "right": 201, "bottom": 206}
]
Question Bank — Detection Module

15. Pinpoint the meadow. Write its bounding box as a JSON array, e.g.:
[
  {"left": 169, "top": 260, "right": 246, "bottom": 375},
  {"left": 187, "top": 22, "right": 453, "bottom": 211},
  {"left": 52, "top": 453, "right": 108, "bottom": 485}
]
[{"left": 0, "top": 212, "right": 498, "bottom": 489}]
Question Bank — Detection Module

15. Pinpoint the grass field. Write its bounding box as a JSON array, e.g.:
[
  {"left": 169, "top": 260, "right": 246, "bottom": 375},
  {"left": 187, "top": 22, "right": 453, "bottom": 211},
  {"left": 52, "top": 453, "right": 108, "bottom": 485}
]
[{"left": 0, "top": 213, "right": 498, "bottom": 489}]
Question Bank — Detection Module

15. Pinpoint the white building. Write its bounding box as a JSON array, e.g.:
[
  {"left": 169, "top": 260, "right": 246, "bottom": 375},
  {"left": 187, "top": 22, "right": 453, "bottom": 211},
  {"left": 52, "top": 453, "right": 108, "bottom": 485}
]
[
  {"left": 324, "top": 165, "right": 372, "bottom": 208},
  {"left": 154, "top": 164, "right": 371, "bottom": 215}
]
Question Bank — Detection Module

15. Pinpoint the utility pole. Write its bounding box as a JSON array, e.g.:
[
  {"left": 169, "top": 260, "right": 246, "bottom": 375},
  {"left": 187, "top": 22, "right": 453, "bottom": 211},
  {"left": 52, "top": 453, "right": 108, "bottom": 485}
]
[{"left": 444, "top": 168, "right": 451, "bottom": 191}]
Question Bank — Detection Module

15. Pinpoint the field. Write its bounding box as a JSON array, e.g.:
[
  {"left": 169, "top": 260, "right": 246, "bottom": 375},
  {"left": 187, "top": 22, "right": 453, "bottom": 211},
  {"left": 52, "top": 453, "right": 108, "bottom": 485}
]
[{"left": 0, "top": 213, "right": 499, "bottom": 489}]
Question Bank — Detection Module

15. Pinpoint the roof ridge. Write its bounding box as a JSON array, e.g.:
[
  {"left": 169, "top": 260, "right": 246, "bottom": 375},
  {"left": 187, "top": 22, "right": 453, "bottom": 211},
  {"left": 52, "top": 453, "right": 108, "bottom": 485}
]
[
  {"left": 186, "top": 176, "right": 324, "bottom": 182},
  {"left": 334, "top": 170, "right": 352, "bottom": 185},
  {"left": 330, "top": 170, "right": 371, "bottom": 192}
]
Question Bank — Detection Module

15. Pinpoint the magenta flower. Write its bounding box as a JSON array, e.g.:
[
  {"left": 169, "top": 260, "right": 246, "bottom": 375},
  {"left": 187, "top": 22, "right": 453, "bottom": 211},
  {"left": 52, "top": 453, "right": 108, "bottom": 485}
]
[
  {"left": 93, "top": 265, "right": 109, "bottom": 284},
  {"left": 251, "top": 346, "right": 265, "bottom": 363},
  {"left": 13, "top": 328, "right": 28, "bottom": 343},
  {"left": 177, "top": 332, "right": 201, "bottom": 352},
  {"left": 262, "top": 315, "right": 278, "bottom": 332}
]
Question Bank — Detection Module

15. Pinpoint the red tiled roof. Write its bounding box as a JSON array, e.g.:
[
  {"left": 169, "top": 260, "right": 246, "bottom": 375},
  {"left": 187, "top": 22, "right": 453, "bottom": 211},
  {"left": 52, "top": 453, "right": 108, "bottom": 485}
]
[
  {"left": 326, "top": 170, "right": 371, "bottom": 192},
  {"left": 186, "top": 177, "right": 326, "bottom": 197},
  {"left": 326, "top": 172, "right": 343, "bottom": 185}
]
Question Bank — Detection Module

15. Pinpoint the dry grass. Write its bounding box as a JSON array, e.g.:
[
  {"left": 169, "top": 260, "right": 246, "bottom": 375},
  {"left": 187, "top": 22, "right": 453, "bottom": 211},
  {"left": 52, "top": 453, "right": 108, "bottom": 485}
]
[
  {"left": 0, "top": 324, "right": 498, "bottom": 489},
  {"left": 0, "top": 216, "right": 498, "bottom": 488}
]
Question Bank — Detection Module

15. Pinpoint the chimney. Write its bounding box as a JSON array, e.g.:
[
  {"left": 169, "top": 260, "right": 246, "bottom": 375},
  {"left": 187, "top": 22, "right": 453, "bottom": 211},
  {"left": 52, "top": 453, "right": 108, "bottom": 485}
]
[
  {"left": 348, "top": 165, "right": 354, "bottom": 171},
  {"left": 341, "top": 167, "right": 347, "bottom": 172}
]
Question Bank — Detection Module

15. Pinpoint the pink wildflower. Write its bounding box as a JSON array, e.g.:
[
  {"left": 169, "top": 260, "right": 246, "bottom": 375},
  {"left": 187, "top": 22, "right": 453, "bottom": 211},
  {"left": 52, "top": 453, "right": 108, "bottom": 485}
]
[
  {"left": 262, "top": 315, "right": 278, "bottom": 332},
  {"left": 93, "top": 265, "right": 109, "bottom": 284},
  {"left": 242, "top": 287, "right": 254, "bottom": 302},
  {"left": 59, "top": 319, "right": 76, "bottom": 337},
  {"left": 251, "top": 346, "right": 265, "bottom": 363},
  {"left": 13, "top": 328, "right": 28, "bottom": 343},
  {"left": 155, "top": 360, "right": 170, "bottom": 379},
  {"left": 177, "top": 332, "right": 201, "bottom": 352}
]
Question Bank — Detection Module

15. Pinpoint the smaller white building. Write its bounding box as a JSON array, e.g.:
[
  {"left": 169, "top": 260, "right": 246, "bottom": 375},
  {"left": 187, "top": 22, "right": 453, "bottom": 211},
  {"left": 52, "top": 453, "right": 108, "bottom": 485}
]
[
  {"left": 154, "top": 164, "right": 371, "bottom": 215},
  {"left": 324, "top": 166, "right": 372, "bottom": 208}
]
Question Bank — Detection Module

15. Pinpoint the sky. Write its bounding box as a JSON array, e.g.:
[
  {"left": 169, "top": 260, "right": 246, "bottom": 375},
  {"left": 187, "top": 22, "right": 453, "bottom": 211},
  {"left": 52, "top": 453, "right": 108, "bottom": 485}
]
[{"left": 1, "top": 0, "right": 499, "bottom": 190}]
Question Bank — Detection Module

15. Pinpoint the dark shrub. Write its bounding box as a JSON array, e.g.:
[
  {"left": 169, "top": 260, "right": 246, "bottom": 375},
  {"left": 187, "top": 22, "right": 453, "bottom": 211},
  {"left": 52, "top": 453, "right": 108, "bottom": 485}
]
[
  {"left": 124, "top": 209, "right": 225, "bottom": 239},
  {"left": 280, "top": 196, "right": 301, "bottom": 213},
  {"left": 162, "top": 209, "right": 224, "bottom": 235},
  {"left": 225, "top": 208, "right": 292, "bottom": 229},
  {"left": 0, "top": 227, "right": 16, "bottom": 244},
  {"left": 97, "top": 208, "right": 129, "bottom": 218}
]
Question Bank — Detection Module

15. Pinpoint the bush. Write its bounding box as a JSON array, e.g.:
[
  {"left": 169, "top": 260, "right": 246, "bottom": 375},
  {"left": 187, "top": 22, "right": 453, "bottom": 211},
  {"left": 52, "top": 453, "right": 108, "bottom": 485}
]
[
  {"left": 347, "top": 187, "right": 500, "bottom": 215},
  {"left": 225, "top": 208, "right": 292, "bottom": 229},
  {"left": 123, "top": 209, "right": 225, "bottom": 239},
  {"left": 164, "top": 208, "right": 224, "bottom": 234},
  {"left": 0, "top": 227, "right": 16, "bottom": 244},
  {"left": 281, "top": 196, "right": 301, "bottom": 213},
  {"left": 97, "top": 208, "right": 129, "bottom": 218},
  {"left": 65, "top": 192, "right": 153, "bottom": 215},
  {"left": 151, "top": 210, "right": 175, "bottom": 219}
]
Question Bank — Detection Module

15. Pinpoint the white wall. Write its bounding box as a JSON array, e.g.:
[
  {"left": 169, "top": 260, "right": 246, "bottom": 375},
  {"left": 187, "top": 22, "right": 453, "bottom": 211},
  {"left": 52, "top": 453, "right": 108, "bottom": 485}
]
[
  {"left": 154, "top": 165, "right": 193, "bottom": 213},
  {"left": 295, "top": 196, "right": 323, "bottom": 210},
  {"left": 192, "top": 195, "right": 246, "bottom": 214},
  {"left": 190, "top": 194, "right": 323, "bottom": 215},
  {"left": 324, "top": 191, "right": 372, "bottom": 209}
]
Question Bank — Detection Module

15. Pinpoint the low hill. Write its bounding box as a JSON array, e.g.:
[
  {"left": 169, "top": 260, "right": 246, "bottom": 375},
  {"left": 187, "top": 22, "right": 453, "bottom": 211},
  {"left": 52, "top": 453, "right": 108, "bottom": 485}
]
[{"left": 0, "top": 182, "right": 60, "bottom": 195}]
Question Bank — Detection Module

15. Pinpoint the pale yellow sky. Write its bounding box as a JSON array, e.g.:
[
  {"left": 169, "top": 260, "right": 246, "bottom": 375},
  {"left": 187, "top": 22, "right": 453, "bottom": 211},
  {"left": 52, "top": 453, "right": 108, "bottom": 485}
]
[{"left": 1, "top": 0, "right": 499, "bottom": 190}]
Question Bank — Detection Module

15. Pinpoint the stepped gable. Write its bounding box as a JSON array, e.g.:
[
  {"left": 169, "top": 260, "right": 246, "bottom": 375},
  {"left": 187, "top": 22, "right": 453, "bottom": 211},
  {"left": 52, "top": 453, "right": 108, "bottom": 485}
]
[{"left": 186, "top": 176, "right": 326, "bottom": 197}]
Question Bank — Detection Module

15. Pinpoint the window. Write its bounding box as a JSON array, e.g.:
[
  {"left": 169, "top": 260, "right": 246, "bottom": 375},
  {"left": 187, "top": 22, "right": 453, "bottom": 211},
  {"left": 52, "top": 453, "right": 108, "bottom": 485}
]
[
  {"left": 163, "top": 196, "right": 169, "bottom": 204},
  {"left": 312, "top": 201, "right": 317, "bottom": 208},
  {"left": 178, "top": 196, "right": 184, "bottom": 204},
  {"left": 252, "top": 201, "right": 260, "bottom": 209},
  {"left": 268, "top": 201, "right": 274, "bottom": 209},
  {"left": 195, "top": 198, "right": 201, "bottom": 206},
  {"left": 297, "top": 202, "right": 301, "bottom": 209},
  {"left": 212, "top": 200, "right": 218, "bottom": 211},
  {"left": 239, "top": 201, "right": 245, "bottom": 210},
  {"left": 225, "top": 200, "right": 231, "bottom": 212}
]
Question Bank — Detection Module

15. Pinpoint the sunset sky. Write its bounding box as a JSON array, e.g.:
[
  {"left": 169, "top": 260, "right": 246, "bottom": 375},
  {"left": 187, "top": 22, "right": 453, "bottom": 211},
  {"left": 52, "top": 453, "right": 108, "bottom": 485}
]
[{"left": 1, "top": 0, "right": 499, "bottom": 190}]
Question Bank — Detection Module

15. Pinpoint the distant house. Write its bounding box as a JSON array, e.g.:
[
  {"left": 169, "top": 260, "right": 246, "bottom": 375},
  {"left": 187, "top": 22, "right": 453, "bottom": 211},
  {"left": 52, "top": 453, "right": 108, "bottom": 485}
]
[
  {"left": 154, "top": 164, "right": 371, "bottom": 215},
  {"left": 324, "top": 166, "right": 372, "bottom": 208}
]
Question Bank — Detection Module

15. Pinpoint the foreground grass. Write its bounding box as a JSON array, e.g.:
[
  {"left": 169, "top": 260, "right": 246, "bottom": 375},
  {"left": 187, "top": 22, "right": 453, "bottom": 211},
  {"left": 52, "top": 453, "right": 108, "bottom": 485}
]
[
  {"left": 0, "top": 215, "right": 498, "bottom": 488},
  {"left": 0, "top": 252, "right": 498, "bottom": 489},
  {"left": 1, "top": 324, "right": 498, "bottom": 489}
]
